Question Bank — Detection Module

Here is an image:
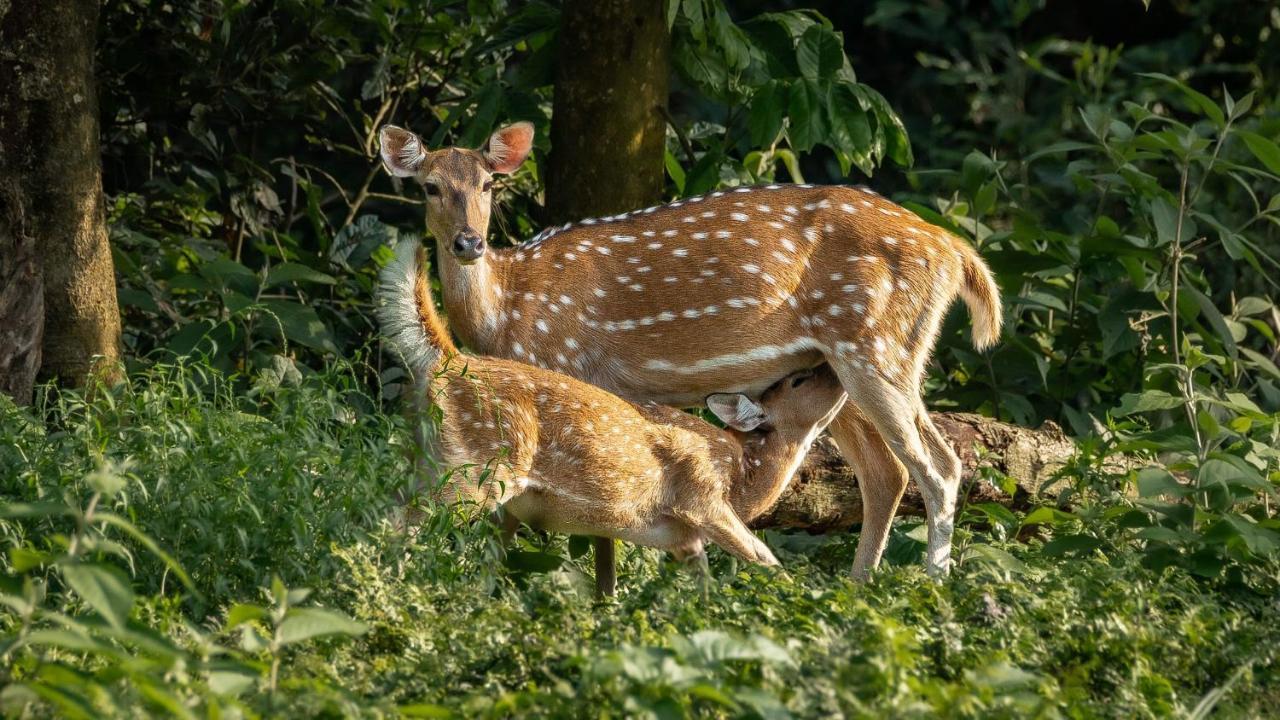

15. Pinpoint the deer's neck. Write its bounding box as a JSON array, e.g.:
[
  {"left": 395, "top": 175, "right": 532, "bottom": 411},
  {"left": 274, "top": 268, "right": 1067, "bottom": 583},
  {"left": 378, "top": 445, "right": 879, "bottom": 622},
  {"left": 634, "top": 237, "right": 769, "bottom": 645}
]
[
  {"left": 434, "top": 243, "right": 509, "bottom": 353},
  {"left": 730, "top": 428, "right": 824, "bottom": 523}
]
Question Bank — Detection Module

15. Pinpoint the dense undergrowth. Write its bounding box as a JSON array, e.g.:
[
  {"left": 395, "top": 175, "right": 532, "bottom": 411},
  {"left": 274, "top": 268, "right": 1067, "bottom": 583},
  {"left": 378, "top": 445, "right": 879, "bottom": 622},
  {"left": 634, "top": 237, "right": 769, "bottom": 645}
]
[
  {"left": 1, "top": 365, "right": 1277, "bottom": 717},
  {"left": 4, "top": 0, "right": 1280, "bottom": 716}
]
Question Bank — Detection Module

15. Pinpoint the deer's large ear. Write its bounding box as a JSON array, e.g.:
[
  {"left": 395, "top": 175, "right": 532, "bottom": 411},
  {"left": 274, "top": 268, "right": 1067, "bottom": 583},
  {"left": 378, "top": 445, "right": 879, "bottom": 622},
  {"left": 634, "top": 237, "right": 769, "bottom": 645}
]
[
  {"left": 379, "top": 125, "right": 427, "bottom": 177},
  {"left": 706, "top": 393, "right": 767, "bottom": 432},
  {"left": 484, "top": 122, "right": 534, "bottom": 174}
]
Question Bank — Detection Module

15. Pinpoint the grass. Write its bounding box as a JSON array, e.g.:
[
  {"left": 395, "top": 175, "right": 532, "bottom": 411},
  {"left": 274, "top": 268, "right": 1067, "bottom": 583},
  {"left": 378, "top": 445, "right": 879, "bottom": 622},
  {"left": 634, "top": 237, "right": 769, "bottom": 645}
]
[{"left": 2, "top": 363, "right": 1278, "bottom": 718}]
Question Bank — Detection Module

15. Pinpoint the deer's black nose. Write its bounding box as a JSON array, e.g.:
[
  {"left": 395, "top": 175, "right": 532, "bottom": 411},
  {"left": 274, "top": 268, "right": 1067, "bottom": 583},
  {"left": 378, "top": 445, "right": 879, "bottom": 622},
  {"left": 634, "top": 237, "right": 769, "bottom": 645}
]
[{"left": 451, "top": 232, "right": 485, "bottom": 262}]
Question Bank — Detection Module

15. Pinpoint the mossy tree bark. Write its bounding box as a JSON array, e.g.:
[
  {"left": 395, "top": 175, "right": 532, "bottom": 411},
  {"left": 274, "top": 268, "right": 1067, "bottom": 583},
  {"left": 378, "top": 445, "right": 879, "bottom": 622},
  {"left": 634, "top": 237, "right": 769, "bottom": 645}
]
[
  {"left": 0, "top": 178, "right": 42, "bottom": 405},
  {"left": 546, "top": 0, "right": 671, "bottom": 595},
  {"left": 545, "top": 0, "right": 670, "bottom": 225},
  {"left": 0, "top": 0, "right": 122, "bottom": 394}
]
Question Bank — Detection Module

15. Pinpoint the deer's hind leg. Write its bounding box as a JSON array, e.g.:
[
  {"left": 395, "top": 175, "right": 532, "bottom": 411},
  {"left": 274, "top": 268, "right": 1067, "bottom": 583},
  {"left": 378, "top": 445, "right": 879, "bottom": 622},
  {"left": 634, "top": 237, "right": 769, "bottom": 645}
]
[
  {"left": 828, "top": 361, "right": 957, "bottom": 577},
  {"left": 826, "top": 403, "right": 910, "bottom": 580}
]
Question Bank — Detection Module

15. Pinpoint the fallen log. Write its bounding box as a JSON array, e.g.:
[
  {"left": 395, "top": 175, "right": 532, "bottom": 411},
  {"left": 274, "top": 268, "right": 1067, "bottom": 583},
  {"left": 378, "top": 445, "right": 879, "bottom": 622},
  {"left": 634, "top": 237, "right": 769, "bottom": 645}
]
[{"left": 756, "top": 412, "right": 1082, "bottom": 531}]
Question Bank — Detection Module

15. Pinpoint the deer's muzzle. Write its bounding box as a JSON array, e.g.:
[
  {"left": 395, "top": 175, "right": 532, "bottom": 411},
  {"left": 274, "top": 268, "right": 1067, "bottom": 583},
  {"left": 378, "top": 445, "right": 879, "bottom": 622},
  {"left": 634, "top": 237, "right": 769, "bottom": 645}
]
[{"left": 451, "top": 231, "right": 486, "bottom": 262}]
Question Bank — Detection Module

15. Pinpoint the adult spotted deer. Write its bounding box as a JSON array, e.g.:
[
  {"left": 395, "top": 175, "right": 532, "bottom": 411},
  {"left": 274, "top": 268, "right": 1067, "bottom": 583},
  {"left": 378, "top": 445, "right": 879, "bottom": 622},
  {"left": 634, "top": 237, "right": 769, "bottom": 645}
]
[
  {"left": 378, "top": 239, "right": 848, "bottom": 571},
  {"left": 378, "top": 122, "right": 1001, "bottom": 577}
]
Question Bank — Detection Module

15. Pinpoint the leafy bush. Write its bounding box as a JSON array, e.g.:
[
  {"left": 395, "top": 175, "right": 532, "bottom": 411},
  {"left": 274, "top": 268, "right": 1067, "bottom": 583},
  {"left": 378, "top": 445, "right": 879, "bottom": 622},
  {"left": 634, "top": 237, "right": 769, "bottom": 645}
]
[{"left": 2, "top": 367, "right": 1277, "bottom": 717}]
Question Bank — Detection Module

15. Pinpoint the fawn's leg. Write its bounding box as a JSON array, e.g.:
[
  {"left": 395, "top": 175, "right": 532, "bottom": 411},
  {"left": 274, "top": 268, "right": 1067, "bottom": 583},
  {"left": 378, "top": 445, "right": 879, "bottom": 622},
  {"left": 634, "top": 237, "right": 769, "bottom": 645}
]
[
  {"left": 826, "top": 403, "right": 910, "bottom": 580},
  {"left": 593, "top": 537, "right": 617, "bottom": 597},
  {"left": 831, "top": 363, "right": 957, "bottom": 577},
  {"left": 686, "top": 504, "right": 779, "bottom": 567}
]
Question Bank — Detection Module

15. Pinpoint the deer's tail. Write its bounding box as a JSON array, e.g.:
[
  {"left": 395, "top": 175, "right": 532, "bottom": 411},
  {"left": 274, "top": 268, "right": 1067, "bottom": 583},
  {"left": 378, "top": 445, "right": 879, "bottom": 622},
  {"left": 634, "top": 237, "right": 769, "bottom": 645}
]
[
  {"left": 953, "top": 241, "right": 1002, "bottom": 350},
  {"left": 377, "top": 239, "right": 455, "bottom": 380}
]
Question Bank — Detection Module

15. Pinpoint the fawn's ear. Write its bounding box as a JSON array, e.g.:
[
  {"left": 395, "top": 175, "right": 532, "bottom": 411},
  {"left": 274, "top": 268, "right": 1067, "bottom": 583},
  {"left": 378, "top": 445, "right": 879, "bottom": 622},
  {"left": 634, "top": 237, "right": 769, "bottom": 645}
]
[
  {"left": 706, "top": 393, "right": 767, "bottom": 432},
  {"left": 379, "top": 125, "right": 427, "bottom": 177},
  {"left": 484, "top": 122, "right": 534, "bottom": 174}
]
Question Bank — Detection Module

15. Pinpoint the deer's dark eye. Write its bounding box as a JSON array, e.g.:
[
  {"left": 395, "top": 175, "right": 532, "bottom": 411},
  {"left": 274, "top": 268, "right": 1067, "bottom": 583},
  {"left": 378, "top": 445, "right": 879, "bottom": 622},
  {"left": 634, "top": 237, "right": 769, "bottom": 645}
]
[
  {"left": 482, "top": 180, "right": 494, "bottom": 193},
  {"left": 791, "top": 375, "right": 808, "bottom": 388},
  {"left": 425, "top": 183, "right": 441, "bottom": 197}
]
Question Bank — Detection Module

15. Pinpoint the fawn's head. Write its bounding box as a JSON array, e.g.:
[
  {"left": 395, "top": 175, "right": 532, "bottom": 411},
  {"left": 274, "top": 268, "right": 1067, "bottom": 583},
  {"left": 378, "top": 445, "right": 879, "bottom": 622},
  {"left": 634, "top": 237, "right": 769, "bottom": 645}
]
[
  {"left": 706, "top": 365, "right": 846, "bottom": 440},
  {"left": 379, "top": 123, "right": 534, "bottom": 264}
]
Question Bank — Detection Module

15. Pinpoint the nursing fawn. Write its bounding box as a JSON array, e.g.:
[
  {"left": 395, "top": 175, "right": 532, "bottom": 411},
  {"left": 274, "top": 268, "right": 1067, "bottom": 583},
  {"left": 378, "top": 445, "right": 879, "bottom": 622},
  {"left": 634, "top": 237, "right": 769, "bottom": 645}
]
[{"left": 378, "top": 239, "right": 847, "bottom": 574}]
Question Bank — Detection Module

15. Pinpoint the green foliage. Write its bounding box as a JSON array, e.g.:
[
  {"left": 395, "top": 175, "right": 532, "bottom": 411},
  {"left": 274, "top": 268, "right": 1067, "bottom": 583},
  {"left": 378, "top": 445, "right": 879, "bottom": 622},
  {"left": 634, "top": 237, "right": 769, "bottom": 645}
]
[
  {"left": 9, "top": 0, "right": 1277, "bottom": 715},
  {"left": 864, "top": 1, "right": 1280, "bottom": 578},
  {"left": 100, "top": 0, "right": 907, "bottom": 378},
  {"left": 2, "top": 370, "right": 1278, "bottom": 716}
]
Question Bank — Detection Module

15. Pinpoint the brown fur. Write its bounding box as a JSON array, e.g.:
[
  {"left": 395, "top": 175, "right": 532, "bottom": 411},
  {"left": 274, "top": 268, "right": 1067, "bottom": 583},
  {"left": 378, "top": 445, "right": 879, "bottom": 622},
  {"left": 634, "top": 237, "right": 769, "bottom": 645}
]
[
  {"left": 379, "top": 123, "right": 1003, "bottom": 577},
  {"left": 380, "top": 240, "right": 847, "bottom": 566}
]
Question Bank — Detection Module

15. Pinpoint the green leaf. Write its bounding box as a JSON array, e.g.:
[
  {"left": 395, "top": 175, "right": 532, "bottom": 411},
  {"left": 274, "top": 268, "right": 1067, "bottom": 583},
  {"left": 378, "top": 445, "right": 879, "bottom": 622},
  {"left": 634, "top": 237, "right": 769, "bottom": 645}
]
[
  {"left": 226, "top": 603, "right": 266, "bottom": 629},
  {"left": 1113, "top": 390, "right": 1185, "bottom": 417},
  {"left": 1185, "top": 284, "right": 1238, "bottom": 358},
  {"left": 264, "top": 262, "right": 336, "bottom": 287},
  {"left": 207, "top": 670, "right": 257, "bottom": 697},
  {"left": 1021, "top": 507, "right": 1077, "bottom": 526},
  {"left": 199, "top": 258, "right": 258, "bottom": 295},
  {"left": 786, "top": 79, "right": 827, "bottom": 152},
  {"left": 1138, "top": 73, "right": 1224, "bottom": 127},
  {"left": 1136, "top": 468, "right": 1193, "bottom": 498},
  {"left": 61, "top": 563, "right": 135, "bottom": 630},
  {"left": 1238, "top": 131, "right": 1280, "bottom": 175},
  {"left": 1204, "top": 515, "right": 1280, "bottom": 555},
  {"left": 796, "top": 25, "right": 842, "bottom": 80},
  {"left": 963, "top": 544, "right": 1029, "bottom": 575},
  {"left": 748, "top": 80, "right": 788, "bottom": 148},
  {"left": 258, "top": 299, "right": 338, "bottom": 354},
  {"left": 681, "top": 0, "right": 704, "bottom": 41},
  {"left": 278, "top": 607, "right": 368, "bottom": 646},
  {"left": 826, "top": 83, "right": 873, "bottom": 174},
  {"left": 1149, "top": 197, "right": 1194, "bottom": 246},
  {"left": 1042, "top": 534, "right": 1103, "bottom": 556},
  {"left": 1025, "top": 140, "right": 1094, "bottom": 162}
]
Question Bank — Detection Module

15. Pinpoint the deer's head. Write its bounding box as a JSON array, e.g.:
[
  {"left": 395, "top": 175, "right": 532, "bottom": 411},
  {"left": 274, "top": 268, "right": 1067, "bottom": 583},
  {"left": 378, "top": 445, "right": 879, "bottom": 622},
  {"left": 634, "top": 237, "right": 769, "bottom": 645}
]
[
  {"left": 378, "top": 123, "right": 534, "bottom": 264},
  {"left": 706, "top": 365, "right": 847, "bottom": 439}
]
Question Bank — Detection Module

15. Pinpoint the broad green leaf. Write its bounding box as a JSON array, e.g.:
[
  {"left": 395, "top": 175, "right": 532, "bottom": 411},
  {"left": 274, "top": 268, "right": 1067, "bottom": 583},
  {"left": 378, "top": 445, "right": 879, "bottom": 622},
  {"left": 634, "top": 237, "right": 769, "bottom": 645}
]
[
  {"left": 226, "top": 603, "right": 267, "bottom": 629},
  {"left": 1042, "top": 534, "right": 1103, "bottom": 556},
  {"left": 787, "top": 79, "right": 827, "bottom": 152},
  {"left": 1026, "top": 140, "right": 1094, "bottom": 162},
  {"left": 258, "top": 299, "right": 338, "bottom": 354},
  {"left": 1238, "top": 131, "right": 1280, "bottom": 175},
  {"left": 264, "top": 262, "right": 336, "bottom": 287},
  {"left": 1021, "top": 507, "right": 1077, "bottom": 526},
  {"left": 796, "top": 25, "right": 842, "bottom": 80},
  {"left": 1113, "top": 390, "right": 1185, "bottom": 417},
  {"left": 1136, "top": 468, "right": 1192, "bottom": 498},
  {"left": 278, "top": 607, "right": 368, "bottom": 646},
  {"left": 1185, "top": 284, "right": 1238, "bottom": 358},
  {"left": 1204, "top": 516, "right": 1280, "bottom": 554},
  {"left": 826, "top": 83, "right": 873, "bottom": 174},
  {"left": 207, "top": 670, "right": 257, "bottom": 697},
  {"left": 1138, "top": 72, "right": 1224, "bottom": 127},
  {"left": 748, "top": 80, "right": 787, "bottom": 148},
  {"left": 963, "top": 544, "right": 1029, "bottom": 575},
  {"left": 61, "top": 563, "right": 135, "bottom": 630}
]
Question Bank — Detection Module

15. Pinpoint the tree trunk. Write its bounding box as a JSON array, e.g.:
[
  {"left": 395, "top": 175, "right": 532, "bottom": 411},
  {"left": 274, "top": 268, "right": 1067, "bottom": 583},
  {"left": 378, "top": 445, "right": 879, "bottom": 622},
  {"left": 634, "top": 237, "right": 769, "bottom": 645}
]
[
  {"left": 546, "top": 0, "right": 670, "bottom": 224},
  {"left": 757, "top": 413, "right": 1096, "bottom": 531},
  {"left": 547, "top": 0, "right": 670, "bottom": 593},
  {"left": 0, "top": 0, "right": 122, "bottom": 390},
  {"left": 0, "top": 179, "right": 42, "bottom": 405}
]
